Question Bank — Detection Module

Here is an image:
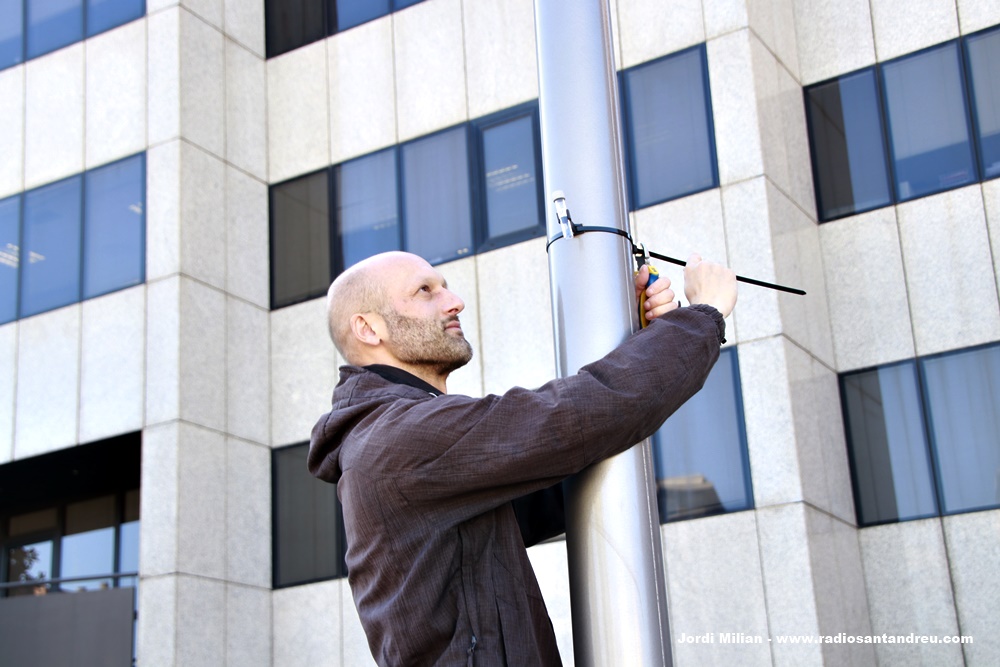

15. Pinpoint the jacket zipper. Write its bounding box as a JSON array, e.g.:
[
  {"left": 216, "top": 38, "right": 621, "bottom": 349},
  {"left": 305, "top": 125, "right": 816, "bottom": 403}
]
[{"left": 467, "top": 634, "right": 477, "bottom": 665}]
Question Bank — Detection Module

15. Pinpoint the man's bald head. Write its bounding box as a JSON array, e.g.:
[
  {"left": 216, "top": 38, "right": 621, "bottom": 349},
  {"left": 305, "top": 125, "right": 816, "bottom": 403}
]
[{"left": 327, "top": 251, "right": 434, "bottom": 362}]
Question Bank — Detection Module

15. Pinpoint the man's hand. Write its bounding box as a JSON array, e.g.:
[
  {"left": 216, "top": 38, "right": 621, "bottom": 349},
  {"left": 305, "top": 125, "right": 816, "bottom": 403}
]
[
  {"left": 684, "top": 253, "right": 737, "bottom": 318},
  {"left": 634, "top": 264, "right": 678, "bottom": 322}
]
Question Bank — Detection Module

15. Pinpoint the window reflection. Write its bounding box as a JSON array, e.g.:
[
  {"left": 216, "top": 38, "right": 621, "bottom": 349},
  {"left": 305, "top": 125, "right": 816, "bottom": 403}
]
[
  {"left": 841, "top": 343, "right": 1000, "bottom": 526},
  {"left": 0, "top": 0, "right": 23, "bottom": 69},
  {"left": 335, "top": 0, "right": 389, "bottom": 32},
  {"left": 86, "top": 0, "right": 144, "bottom": 37},
  {"left": 61, "top": 495, "right": 117, "bottom": 592},
  {"left": 5, "top": 541, "right": 53, "bottom": 597},
  {"left": 479, "top": 112, "right": 543, "bottom": 246},
  {"left": 401, "top": 127, "right": 473, "bottom": 265},
  {"left": 841, "top": 362, "right": 938, "bottom": 526},
  {"left": 921, "top": 345, "right": 1000, "bottom": 514},
  {"left": 652, "top": 348, "right": 752, "bottom": 523},
  {"left": 26, "top": 0, "right": 83, "bottom": 60},
  {"left": 965, "top": 26, "right": 1000, "bottom": 179},
  {"left": 622, "top": 46, "right": 718, "bottom": 209},
  {"left": 20, "top": 175, "right": 83, "bottom": 318},
  {"left": 83, "top": 153, "right": 146, "bottom": 300},
  {"left": 881, "top": 43, "right": 976, "bottom": 201},
  {"left": 0, "top": 195, "right": 19, "bottom": 324},
  {"left": 805, "top": 69, "right": 892, "bottom": 221},
  {"left": 336, "top": 149, "right": 400, "bottom": 271}
]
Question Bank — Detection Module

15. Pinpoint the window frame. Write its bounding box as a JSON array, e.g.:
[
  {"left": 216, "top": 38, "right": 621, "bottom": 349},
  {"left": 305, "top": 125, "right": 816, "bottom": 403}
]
[
  {"left": 471, "top": 102, "right": 547, "bottom": 254},
  {"left": 268, "top": 167, "right": 335, "bottom": 310},
  {"left": 840, "top": 342, "right": 1000, "bottom": 528},
  {"left": 1, "top": 152, "right": 148, "bottom": 322},
  {"left": 619, "top": 43, "right": 719, "bottom": 212},
  {"left": 651, "top": 346, "right": 753, "bottom": 524},
  {"left": 807, "top": 30, "right": 1000, "bottom": 222},
  {"left": 271, "top": 442, "right": 348, "bottom": 589},
  {"left": 962, "top": 23, "right": 1000, "bottom": 182},
  {"left": 877, "top": 39, "right": 978, "bottom": 203},
  {"left": 803, "top": 66, "right": 895, "bottom": 223}
]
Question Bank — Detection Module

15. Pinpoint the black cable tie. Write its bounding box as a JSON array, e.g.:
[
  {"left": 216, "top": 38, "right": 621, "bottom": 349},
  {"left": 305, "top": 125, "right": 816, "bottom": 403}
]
[
  {"left": 546, "top": 225, "right": 806, "bottom": 296},
  {"left": 640, "top": 249, "right": 807, "bottom": 296}
]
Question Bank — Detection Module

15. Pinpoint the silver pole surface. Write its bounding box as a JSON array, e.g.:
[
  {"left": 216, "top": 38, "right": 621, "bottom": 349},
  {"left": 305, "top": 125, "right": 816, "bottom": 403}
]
[{"left": 533, "top": 2, "right": 671, "bottom": 666}]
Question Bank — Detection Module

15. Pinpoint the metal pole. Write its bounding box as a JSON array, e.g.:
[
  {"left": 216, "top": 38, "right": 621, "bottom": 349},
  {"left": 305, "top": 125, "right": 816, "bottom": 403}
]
[{"left": 533, "top": 1, "right": 671, "bottom": 666}]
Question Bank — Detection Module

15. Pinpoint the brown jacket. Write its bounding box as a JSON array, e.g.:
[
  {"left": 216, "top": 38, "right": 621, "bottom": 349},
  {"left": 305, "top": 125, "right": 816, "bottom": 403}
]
[{"left": 308, "top": 305, "right": 725, "bottom": 666}]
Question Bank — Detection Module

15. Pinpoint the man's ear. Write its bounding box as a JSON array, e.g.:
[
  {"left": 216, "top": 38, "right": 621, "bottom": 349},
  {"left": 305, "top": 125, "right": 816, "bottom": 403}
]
[{"left": 350, "top": 312, "right": 384, "bottom": 348}]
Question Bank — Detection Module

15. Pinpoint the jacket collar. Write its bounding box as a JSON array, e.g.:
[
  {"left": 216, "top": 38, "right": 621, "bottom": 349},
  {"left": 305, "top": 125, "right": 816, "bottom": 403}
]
[{"left": 363, "top": 364, "right": 443, "bottom": 397}]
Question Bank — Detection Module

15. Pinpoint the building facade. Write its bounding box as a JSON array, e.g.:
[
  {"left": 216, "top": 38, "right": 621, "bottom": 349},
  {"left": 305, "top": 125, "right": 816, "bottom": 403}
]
[{"left": 0, "top": 0, "right": 998, "bottom": 665}]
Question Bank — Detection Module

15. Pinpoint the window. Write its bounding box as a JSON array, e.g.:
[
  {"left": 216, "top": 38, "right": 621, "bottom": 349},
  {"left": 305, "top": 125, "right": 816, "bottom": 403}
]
[
  {"left": 335, "top": 148, "right": 400, "bottom": 271},
  {"left": 840, "top": 362, "right": 938, "bottom": 526},
  {"left": 86, "top": 0, "right": 143, "bottom": 38},
  {"left": 0, "top": 196, "right": 18, "bottom": 324},
  {"left": 0, "top": 433, "right": 141, "bottom": 597},
  {"left": 20, "top": 175, "right": 83, "bottom": 318},
  {"left": 265, "top": 0, "right": 425, "bottom": 58},
  {"left": 965, "top": 26, "right": 1000, "bottom": 179},
  {"left": 3, "top": 153, "right": 146, "bottom": 321},
  {"left": 269, "top": 102, "right": 546, "bottom": 309},
  {"left": 272, "top": 443, "right": 347, "bottom": 588},
  {"left": 264, "top": 0, "right": 326, "bottom": 61},
  {"left": 652, "top": 348, "right": 752, "bottom": 522},
  {"left": 0, "top": 0, "right": 23, "bottom": 69},
  {"left": 26, "top": 0, "right": 83, "bottom": 60},
  {"left": 882, "top": 42, "right": 976, "bottom": 201},
  {"left": 0, "top": 0, "right": 145, "bottom": 71},
  {"left": 269, "top": 169, "right": 331, "bottom": 309},
  {"left": 805, "top": 69, "right": 893, "bottom": 221},
  {"left": 400, "top": 126, "right": 474, "bottom": 265},
  {"left": 621, "top": 45, "right": 718, "bottom": 210},
  {"left": 83, "top": 153, "right": 145, "bottom": 300},
  {"left": 475, "top": 108, "right": 545, "bottom": 250},
  {"left": 807, "top": 30, "right": 1000, "bottom": 221},
  {"left": 921, "top": 345, "right": 1000, "bottom": 514},
  {"left": 840, "top": 344, "right": 1000, "bottom": 526},
  {"left": 334, "top": 0, "right": 389, "bottom": 32}
]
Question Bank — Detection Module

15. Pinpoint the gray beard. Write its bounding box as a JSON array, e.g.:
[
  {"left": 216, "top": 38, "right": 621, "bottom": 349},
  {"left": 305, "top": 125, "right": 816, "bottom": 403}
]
[{"left": 382, "top": 311, "right": 473, "bottom": 376}]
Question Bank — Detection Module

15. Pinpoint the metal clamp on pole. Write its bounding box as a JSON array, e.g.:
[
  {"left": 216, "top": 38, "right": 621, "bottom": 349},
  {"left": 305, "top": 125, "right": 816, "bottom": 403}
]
[{"left": 552, "top": 190, "right": 576, "bottom": 239}]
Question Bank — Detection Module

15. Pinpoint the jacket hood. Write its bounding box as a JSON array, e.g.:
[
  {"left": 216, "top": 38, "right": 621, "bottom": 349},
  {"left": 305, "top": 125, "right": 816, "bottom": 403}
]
[{"left": 307, "top": 365, "right": 436, "bottom": 485}]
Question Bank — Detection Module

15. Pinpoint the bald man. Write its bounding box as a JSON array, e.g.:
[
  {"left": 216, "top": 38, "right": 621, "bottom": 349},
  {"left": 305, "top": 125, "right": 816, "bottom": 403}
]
[{"left": 309, "top": 251, "right": 736, "bottom": 666}]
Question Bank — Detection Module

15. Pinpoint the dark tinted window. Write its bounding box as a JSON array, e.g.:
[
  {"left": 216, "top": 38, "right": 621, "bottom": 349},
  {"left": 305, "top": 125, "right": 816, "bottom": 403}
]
[
  {"left": 26, "top": 0, "right": 83, "bottom": 59},
  {"left": 882, "top": 42, "right": 976, "bottom": 201},
  {"left": 622, "top": 46, "right": 717, "bottom": 209},
  {"left": 265, "top": 0, "right": 325, "bottom": 59},
  {"left": 270, "top": 170, "right": 331, "bottom": 308},
  {"left": 805, "top": 69, "right": 892, "bottom": 221},
  {"left": 965, "top": 26, "right": 1000, "bottom": 180},
  {"left": 265, "top": 0, "right": 424, "bottom": 58},
  {"left": 921, "top": 345, "right": 1000, "bottom": 514},
  {"left": 401, "top": 127, "right": 473, "bottom": 265},
  {"left": 652, "top": 348, "right": 752, "bottom": 522},
  {"left": 20, "top": 175, "right": 82, "bottom": 317},
  {"left": 335, "top": 148, "right": 400, "bottom": 271},
  {"left": 841, "top": 362, "right": 938, "bottom": 526},
  {"left": 0, "top": 0, "right": 23, "bottom": 69},
  {"left": 83, "top": 153, "right": 145, "bottom": 299},
  {"left": 86, "top": 0, "right": 144, "bottom": 37},
  {"left": 272, "top": 444, "right": 347, "bottom": 587},
  {"left": 478, "top": 110, "right": 544, "bottom": 249},
  {"left": 0, "top": 196, "right": 18, "bottom": 324}
]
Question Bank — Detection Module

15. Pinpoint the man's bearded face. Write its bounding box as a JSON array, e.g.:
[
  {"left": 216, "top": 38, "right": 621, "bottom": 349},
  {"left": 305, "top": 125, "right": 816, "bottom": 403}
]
[{"left": 381, "top": 309, "right": 473, "bottom": 376}]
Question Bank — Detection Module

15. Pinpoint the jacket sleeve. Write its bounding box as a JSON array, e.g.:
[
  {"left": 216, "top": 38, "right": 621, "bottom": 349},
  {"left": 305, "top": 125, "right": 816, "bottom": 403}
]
[{"left": 331, "top": 305, "right": 724, "bottom": 526}]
